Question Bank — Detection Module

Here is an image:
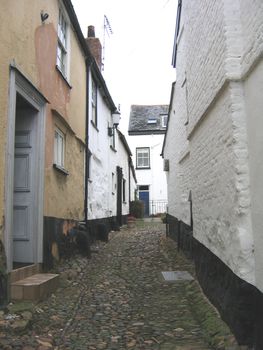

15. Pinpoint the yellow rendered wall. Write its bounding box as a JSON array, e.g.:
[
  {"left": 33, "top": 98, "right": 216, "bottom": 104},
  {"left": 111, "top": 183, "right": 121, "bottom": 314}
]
[{"left": 0, "top": 0, "right": 87, "bottom": 232}]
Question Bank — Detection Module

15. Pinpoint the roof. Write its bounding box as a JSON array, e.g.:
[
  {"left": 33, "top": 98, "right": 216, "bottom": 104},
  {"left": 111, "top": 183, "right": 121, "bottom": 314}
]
[
  {"left": 128, "top": 105, "right": 169, "bottom": 135},
  {"left": 117, "top": 129, "right": 132, "bottom": 157}
]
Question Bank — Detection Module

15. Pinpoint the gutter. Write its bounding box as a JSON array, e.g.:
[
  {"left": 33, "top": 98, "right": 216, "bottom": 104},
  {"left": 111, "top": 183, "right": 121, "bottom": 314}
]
[{"left": 161, "top": 81, "right": 176, "bottom": 157}]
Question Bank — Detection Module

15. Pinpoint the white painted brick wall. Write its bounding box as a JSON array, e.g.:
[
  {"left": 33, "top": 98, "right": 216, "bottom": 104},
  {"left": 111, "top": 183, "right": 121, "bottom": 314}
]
[
  {"left": 184, "top": 0, "right": 227, "bottom": 135},
  {"left": 239, "top": 1, "right": 263, "bottom": 75},
  {"left": 164, "top": 0, "right": 263, "bottom": 288}
]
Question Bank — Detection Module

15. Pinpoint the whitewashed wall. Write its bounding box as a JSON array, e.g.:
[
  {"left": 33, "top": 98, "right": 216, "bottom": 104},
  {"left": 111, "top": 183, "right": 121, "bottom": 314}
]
[
  {"left": 164, "top": 0, "right": 263, "bottom": 291},
  {"left": 87, "top": 74, "right": 134, "bottom": 220},
  {"left": 88, "top": 73, "right": 114, "bottom": 220},
  {"left": 129, "top": 133, "right": 167, "bottom": 213},
  {"left": 116, "top": 133, "right": 130, "bottom": 216}
]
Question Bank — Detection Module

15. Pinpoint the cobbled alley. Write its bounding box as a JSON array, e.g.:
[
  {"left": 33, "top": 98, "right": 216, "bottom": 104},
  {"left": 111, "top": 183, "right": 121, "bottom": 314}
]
[{"left": 0, "top": 220, "right": 241, "bottom": 350}]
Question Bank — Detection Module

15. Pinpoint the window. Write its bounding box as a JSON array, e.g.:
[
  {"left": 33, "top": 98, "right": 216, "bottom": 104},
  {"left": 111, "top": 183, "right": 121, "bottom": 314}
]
[
  {"left": 136, "top": 147, "right": 150, "bottom": 169},
  {"left": 122, "top": 179, "right": 126, "bottom": 202},
  {"left": 161, "top": 114, "right": 168, "bottom": 128},
  {"left": 91, "top": 77, "right": 97, "bottom": 127},
  {"left": 54, "top": 127, "right": 65, "bottom": 168},
  {"left": 147, "top": 118, "right": 157, "bottom": 124},
  {"left": 57, "top": 8, "right": 68, "bottom": 77},
  {"left": 172, "top": 0, "right": 182, "bottom": 68}
]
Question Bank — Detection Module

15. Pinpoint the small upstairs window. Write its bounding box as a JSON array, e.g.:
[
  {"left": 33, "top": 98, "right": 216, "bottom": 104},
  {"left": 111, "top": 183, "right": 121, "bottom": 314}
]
[
  {"left": 54, "top": 127, "right": 65, "bottom": 168},
  {"left": 57, "top": 8, "right": 69, "bottom": 77},
  {"left": 147, "top": 118, "right": 157, "bottom": 124},
  {"left": 136, "top": 147, "right": 150, "bottom": 169}
]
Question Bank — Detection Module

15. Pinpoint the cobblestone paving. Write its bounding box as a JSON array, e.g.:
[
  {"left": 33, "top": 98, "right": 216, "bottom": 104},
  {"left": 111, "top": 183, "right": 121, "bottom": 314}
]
[{"left": 0, "top": 220, "right": 240, "bottom": 349}]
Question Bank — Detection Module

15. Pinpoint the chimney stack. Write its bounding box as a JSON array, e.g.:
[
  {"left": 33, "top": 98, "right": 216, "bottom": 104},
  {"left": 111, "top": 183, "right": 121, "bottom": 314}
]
[{"left": 86, "top": 25, "right": 102, "bottom": 71}]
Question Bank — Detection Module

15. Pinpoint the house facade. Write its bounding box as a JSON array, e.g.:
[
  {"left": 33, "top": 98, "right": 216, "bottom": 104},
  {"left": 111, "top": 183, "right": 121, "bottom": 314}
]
[
  {"left": 86, "top": 27, "right": 137, "bottom": 231},
  {"left": 128, "top": 105, "right": 168, "bottom": 216},
  {"left": 162, "top": 0, "right": 263, "bottom": 347},
  {"left": 0, "top": 0, "right": 89, "bottom": 297},
  {"left": 0, "top": 1, "right": 135, "bottom": 303}
]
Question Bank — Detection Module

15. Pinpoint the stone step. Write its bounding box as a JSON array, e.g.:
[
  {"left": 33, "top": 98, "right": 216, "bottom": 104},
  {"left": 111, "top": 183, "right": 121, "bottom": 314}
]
[
  {"left": 10, "top": 263, "right": 41, "bottom": 283},
  {"left": 11, "top": 273, "right": 59, "bottom": 301}
]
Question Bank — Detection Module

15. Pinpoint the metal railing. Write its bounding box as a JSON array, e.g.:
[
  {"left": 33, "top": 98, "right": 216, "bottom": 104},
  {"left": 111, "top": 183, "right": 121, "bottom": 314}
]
[{"left": 150, "top": 200, "right": 167, "bottom": 215}]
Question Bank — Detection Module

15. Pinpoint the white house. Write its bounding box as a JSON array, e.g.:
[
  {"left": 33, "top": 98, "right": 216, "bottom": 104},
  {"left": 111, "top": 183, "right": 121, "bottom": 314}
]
[
  {"left": 86, "top": 27, "right": 136, "bottom": 233},
  {"left": 162, "top": 0, "right": 263, "bottom": 347},
  {"left": 128, "top": 105, "right": 168, "bottom": 216}
]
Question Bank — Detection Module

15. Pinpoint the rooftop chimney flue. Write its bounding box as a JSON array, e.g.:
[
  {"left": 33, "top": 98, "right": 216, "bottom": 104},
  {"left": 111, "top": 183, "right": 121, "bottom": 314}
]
[
  {"left": 86, "top": 25, "right": 102, "bottom": 71},
  {"left": 88, "top": 25, "right": 95, "bottom": 38}
]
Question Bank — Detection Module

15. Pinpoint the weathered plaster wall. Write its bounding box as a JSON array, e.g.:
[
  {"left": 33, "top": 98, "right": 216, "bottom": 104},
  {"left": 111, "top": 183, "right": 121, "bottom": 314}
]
[
  {"left": 88, "top": 79, "right": 113, "bottom": 220},
  {"left": 0, "top": 1, "right": 47, "bottom": 245},
  {"left": 34, "top": 3, "right": 86, "bottom": 220},
  {"left": 0, "top": 0, "right": 86, "bottom": 255}
]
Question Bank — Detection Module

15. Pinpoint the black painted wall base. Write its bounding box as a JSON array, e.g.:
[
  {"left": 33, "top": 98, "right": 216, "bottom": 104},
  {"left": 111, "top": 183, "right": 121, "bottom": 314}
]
[
  {"left": 166, "top": 213, "right": 263, "bottom": 349},
  {"left": 43, "top": 215, "right": 127, "bottom": 270}
]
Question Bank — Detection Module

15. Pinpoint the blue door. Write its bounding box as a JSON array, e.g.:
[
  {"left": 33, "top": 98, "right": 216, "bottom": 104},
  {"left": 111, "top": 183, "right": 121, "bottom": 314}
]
[{"left": 139, "top": 191, "right": 149, "bottom": 217}]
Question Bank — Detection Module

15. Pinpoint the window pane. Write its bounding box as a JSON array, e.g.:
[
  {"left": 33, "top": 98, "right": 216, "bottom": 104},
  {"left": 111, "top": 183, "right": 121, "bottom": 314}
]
[
  {"left": 57, "top": 9, "right": 67, "bottom": 77},
  {"left": 54, "top": 129, "right": 64, "bottom": 167},
  {"left": 136, "top": 148, "right": 150, "bottom": 168}
]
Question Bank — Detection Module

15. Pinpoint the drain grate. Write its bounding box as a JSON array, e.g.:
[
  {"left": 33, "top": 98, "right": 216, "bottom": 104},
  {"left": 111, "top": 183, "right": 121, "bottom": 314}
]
[{"left": 161, "top": 271, "right": 194, "bottom": 282}]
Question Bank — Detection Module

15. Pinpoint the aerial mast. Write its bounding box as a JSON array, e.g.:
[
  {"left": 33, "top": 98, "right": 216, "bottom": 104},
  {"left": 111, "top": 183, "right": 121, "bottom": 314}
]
[{"left": 102, "top": 15, "right": 113, "bottom": 71}]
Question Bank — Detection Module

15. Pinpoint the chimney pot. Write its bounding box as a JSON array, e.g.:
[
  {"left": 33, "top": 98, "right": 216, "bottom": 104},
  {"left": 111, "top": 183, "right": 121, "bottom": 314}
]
[{"left": 88, "top": 25, "right": 95, "bottom": 38}]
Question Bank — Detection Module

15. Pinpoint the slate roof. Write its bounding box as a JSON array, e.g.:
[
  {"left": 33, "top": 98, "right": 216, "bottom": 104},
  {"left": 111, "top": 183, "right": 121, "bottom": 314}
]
[{"left": 128, "top": 105, "right": 169, "bottom": 135}]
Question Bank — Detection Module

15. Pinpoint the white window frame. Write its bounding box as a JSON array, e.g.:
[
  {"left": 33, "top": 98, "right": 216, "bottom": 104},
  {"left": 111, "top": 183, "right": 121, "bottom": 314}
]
[
  {"left": 54, "top": 127, "right": 65, "bottom": 168},
  {"left": 161, "top": 114, "right": 168, "bottom": 128},
  {"left": 136, "top": 147, "right": 150, "bottom": 169},
  {"left": 56, "top": 7, "right": 70, "bottom": 78}
]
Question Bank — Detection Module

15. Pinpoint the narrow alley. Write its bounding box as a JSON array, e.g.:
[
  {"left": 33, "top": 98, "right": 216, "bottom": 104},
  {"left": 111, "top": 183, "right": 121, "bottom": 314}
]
[{"left": 0, "top": 220, "right": 238, "bottom": 350}]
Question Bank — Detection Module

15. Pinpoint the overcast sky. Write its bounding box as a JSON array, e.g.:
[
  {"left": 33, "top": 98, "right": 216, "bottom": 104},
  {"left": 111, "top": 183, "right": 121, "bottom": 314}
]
[{"left": 71, "top": 0, "right": 176, "bottom": 132}]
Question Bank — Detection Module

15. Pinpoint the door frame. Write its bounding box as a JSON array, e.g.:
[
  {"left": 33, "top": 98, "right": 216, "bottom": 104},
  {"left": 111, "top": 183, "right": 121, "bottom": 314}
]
[
  {"left": 116, "top": 166, "right": 123, "bottom": 226},
  {"left": 138, "top": 185, "right": 150, "bottom": 217},
  {"left": 5, "top": 65, "right": 46, "bottom": 272}
]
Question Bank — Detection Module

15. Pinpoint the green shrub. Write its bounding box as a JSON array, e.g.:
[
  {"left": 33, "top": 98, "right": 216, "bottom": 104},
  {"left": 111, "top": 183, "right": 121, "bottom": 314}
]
[{"left": 130, "top": 200, "right": 144, "bottom": 218}]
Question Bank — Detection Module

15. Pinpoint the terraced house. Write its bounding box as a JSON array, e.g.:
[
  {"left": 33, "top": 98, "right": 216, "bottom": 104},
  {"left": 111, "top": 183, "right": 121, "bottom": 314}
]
[
  {"left": 162, "top": 0, "right": 263, "bottom": 348},
  {"left": 128, "top": 105, "right": 168, "bottom": 217},
  {"left": 0, "top": 0, "right": 135, "bottom": 303}
]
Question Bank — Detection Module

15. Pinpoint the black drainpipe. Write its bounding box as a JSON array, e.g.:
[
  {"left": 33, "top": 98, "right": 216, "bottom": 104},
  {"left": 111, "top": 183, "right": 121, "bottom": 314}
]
[
  {"left": 128, "top": 157, "right": 131, "bottom": 213},
  {"left": 84, "top": 59, "right": 91, "bottom": 224}
]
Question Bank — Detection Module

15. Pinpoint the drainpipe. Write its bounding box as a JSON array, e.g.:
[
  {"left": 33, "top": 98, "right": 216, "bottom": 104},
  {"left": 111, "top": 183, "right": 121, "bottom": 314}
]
[
  {"left": 128, "top": 157, "right": 131, "bottom": 213},
  {"left": 84, "top": 59, "right": 91, "bottom": 224}
]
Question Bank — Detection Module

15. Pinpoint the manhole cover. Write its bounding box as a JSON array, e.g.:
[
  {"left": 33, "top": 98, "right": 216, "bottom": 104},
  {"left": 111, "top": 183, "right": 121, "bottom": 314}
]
[{"left": 161, "top": 271, "right": 194, "bottom": 282}]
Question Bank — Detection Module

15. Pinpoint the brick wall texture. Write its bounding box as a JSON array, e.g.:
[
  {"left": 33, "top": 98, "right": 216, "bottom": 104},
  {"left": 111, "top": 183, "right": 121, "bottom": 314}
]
[{"left": 164, "top": 0, "right": 263, "bottom": 291}]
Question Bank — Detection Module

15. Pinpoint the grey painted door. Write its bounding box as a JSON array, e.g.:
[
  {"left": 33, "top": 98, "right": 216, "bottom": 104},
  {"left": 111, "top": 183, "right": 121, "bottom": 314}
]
[{"left": 13, "top": 107, "right": 36, "bottom": 263}]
